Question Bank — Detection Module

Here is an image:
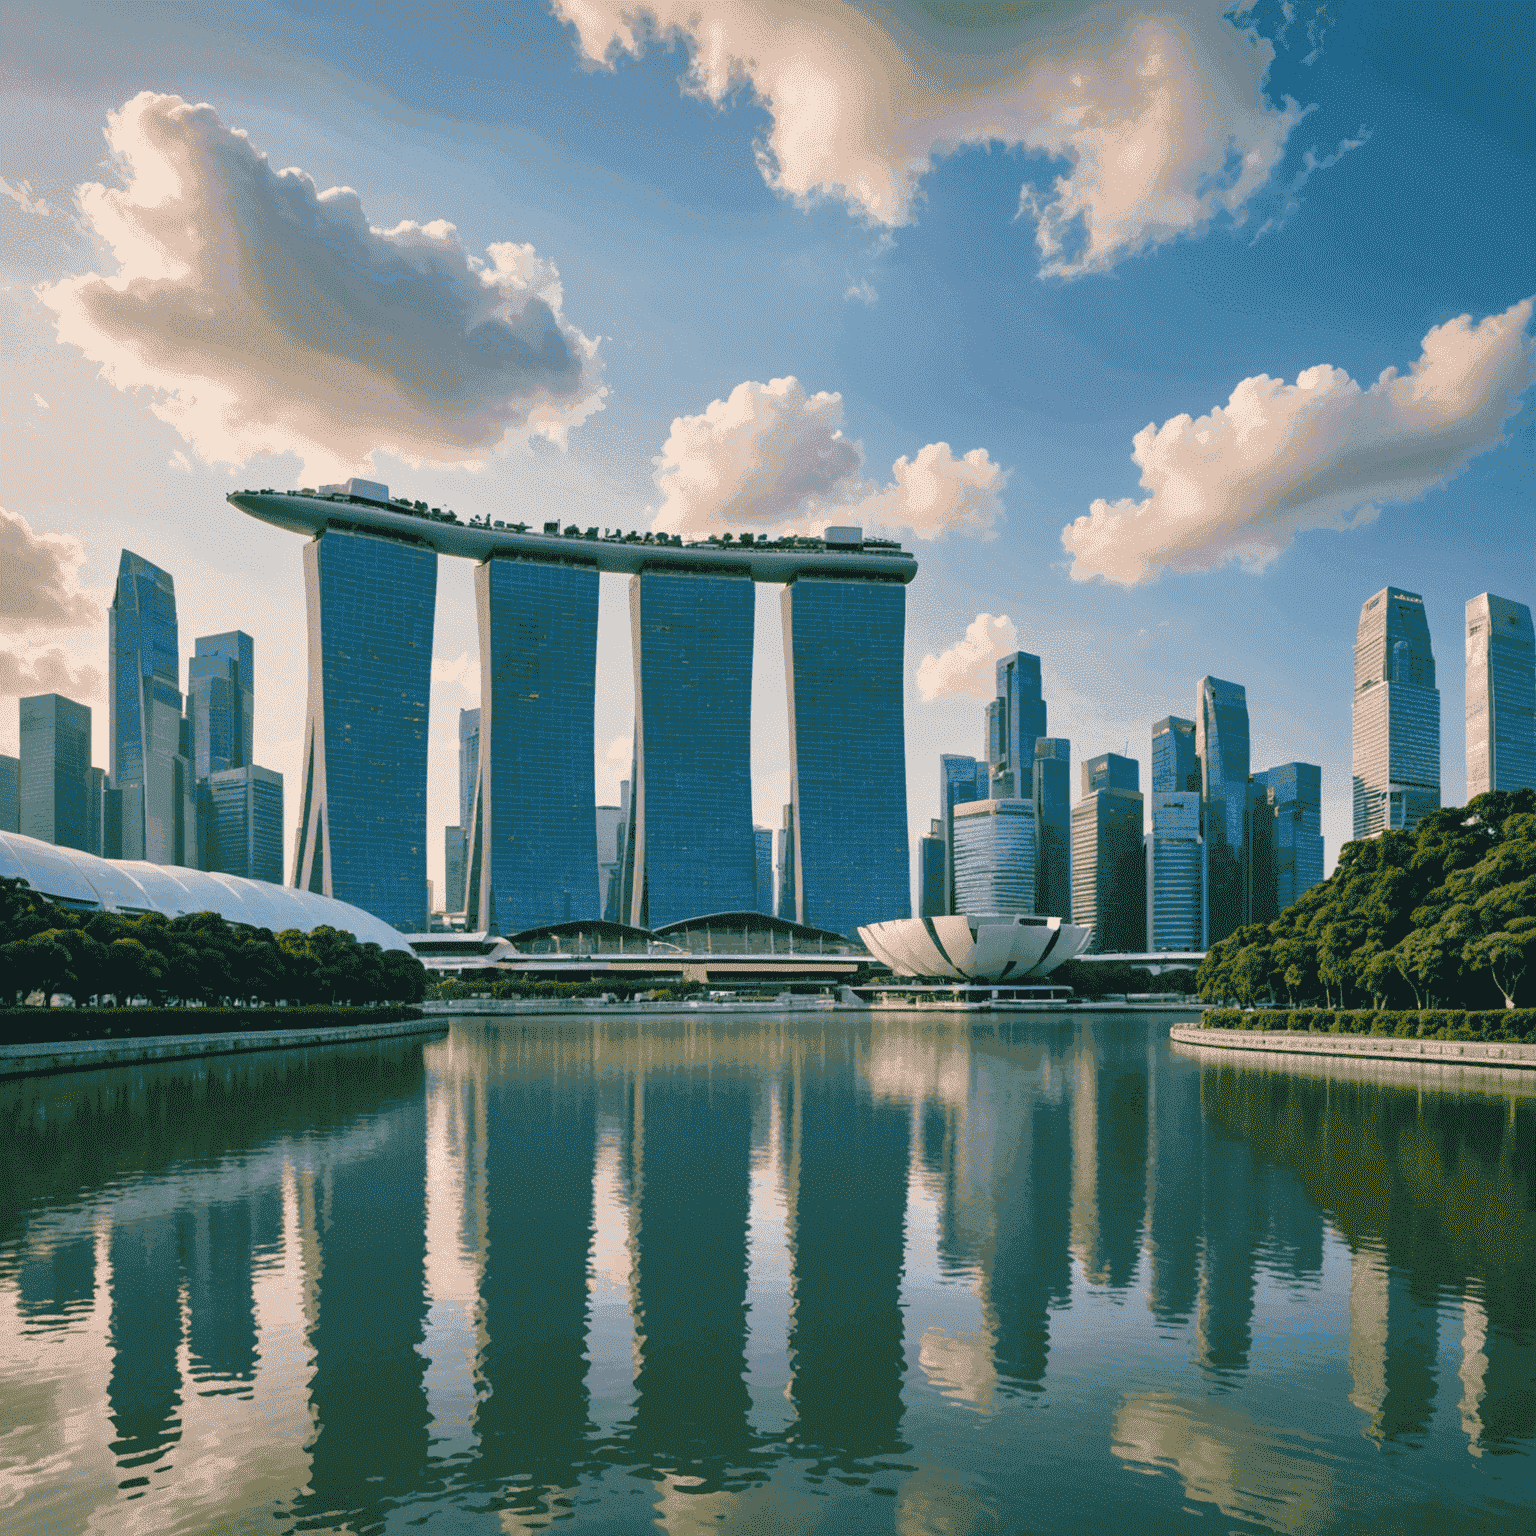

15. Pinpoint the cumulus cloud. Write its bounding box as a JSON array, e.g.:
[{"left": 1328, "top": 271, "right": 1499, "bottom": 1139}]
[
  {"left": 38, "top": 92, "right": 605, "bottom": 480},
  {"left": 554, "top": 0, "right": 1304, "bottom": 275},
  {"left": 916, "top": 613, "right": 1020, "bottom": 704},
  {"left": 0, "top": 175, "right": 50, "bottom": 217},
  {"left": 0, "top": 644, "right": 103, "bottom": 705},
  {"left": 432, "top": 651, "right": 481, "bottom": 701},
  {"left": 1062, "top": 298, "right": 1536, "bottom": 586},
  {"left": 650, "top": 376, "right": 1007, "bottom": 541},
  {"left": 0, "top": 507, "right": 103, "bottom": 636}
]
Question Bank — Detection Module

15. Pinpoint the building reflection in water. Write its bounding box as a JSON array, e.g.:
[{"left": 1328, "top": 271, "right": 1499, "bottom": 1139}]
[{"left": 0, "top": 1015, "right": 1532, "bottom": 1533}]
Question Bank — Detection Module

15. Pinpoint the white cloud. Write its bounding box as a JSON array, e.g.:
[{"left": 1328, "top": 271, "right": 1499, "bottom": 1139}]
[
  {"left": 554, "top": 0, "right": 1304, "bottom": 276},
  {"left": 1250, "top": 126, "right": 1370, "bottom": 242},
  {"left": 916, "top": 613, "right": 1019, "bottom": 704},
  {"left": 0, "top": 175, "right": 50, "bottom": 217},
  {"left": 1062, "top": 298, "right": 1536, "bottom": 586},
  {"left": 38, "top": 92, "right": 605, "bottom": 482},
  {"left": 32, "top": 393, "right": 48, "bottom": 409},
  {"left": 844, "top": 278, "right": 877, "bottom": 305},
  {"left": 650, "top": 376, "right": 1006, "bottom": 541},
  {"left": 0, "top": 506, "right": 103, "bottom": 635},
  {"left": 432, "top": 651, "right": 480, "bottom": 700},
  {"left": 167, "top": 450, "right": 192, "bottom": 472},
  {"left": 0, "top": 644, "right": 103, "bottom": 709}
]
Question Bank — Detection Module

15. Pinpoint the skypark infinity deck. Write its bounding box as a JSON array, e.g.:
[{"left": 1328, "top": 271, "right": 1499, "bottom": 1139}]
[{"left": 227, "top": 485, "right": 919, "bottom": 584}]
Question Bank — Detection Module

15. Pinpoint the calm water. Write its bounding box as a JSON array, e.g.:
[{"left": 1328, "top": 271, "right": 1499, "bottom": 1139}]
[{"left": 1, "top": 1013, "right": 1532, "bottom": 1534}]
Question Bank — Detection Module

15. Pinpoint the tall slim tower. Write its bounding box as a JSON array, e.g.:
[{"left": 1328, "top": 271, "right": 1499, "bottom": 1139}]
[
  {"left": 1353, "top": 587, "right": 1439, "bottom": 839},
  {"left": 1466, "top": 593, "right": 1536, "bottom": 799},
  {"left": 188, "top": 631, "right": 254, "bottom": 777},
  {"left": 1151, "top": 716, "right": 1199, "bottom": 793},
  {"left": 989, "top": 652, "right": 1046, "bottom": 799},
  {"left": 110, "top": 550, "right": 195, "bottom": 864},
  {"left": 19, "top": 694, "right": 93, "bottom": 852},
  {"left": 1032, "top": 738, "right": 1072, "bottom": 919},
  {"left": 1195, "top": 677, "right": 1250, "bottom": 944},
  {"left": 1071, "top": 753, "right": 1144, "bottom": 953},
  {"left": 939, "top": 753, "right": 990, "bottom": 913}
]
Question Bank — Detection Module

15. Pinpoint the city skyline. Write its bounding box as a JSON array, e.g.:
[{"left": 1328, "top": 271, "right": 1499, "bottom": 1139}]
[{"left": 2, "top": 3, "right": 1532, "bottom": 913}]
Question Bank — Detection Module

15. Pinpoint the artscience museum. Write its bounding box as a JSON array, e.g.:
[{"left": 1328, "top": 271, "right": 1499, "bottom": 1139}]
[{"left": 857, "top": 912, "right": 1092, "bottom": 983}]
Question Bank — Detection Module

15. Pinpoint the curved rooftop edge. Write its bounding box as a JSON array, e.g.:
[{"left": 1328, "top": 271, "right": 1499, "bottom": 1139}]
[
  {"left": 858, "top": 914, "right": 1092, "bottom": 983},
  {"left": 227, "top": 490, "right": 919, "bottom": 584},
  {"left": 0, "top": 830, "right": 412, "bottom": 953}
]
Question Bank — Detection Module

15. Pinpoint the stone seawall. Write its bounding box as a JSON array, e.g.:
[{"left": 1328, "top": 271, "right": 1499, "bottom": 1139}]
[{"left": 1170, "top": 1023, "right": 1536, "bottom": 1070}]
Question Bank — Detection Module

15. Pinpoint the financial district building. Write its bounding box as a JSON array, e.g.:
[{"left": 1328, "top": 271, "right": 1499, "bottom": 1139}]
[{"left": 233, "top": 485, "right": 914, "bottom": 937}]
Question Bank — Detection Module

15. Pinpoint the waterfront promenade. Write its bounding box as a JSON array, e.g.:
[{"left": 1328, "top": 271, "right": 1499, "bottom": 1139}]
[{"left": 1170, "top": 1021, "right": 1536, "bottom": 1070}]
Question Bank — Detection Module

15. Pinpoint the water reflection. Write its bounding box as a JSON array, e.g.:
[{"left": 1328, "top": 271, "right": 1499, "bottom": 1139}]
[{"left": 0, "top": 1015, "right": 1531, "bottom": 1533}]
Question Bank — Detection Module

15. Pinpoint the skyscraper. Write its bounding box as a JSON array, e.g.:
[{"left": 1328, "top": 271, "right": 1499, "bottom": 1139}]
[
  {"left": 1146, "top": 790, "right": 1204, "bottom": 951},
  {"left": 1195, "top": 676, "right": 1250, "bottom": 944},
  {"left": 110, "top": 550, "right": 195, "bottom": 864},
  {"left": 775, "top": 802, "right": 796, "bottom": 923},
  {"left": 19, "top": 694, "right": 93, "bottom": 852},
  {"left": 444, "top": 826, "right": 467, "bottom": 914},
  {"left": 989, "top": 652, "right": 1047, "bottom": 800},
  {"left": 188, "top": 632, "right": 254, "bottom": 778},
  {"left": 0, "top": 754, "right": 18, "bottom": 834},
  {"left": 292, "top": 528, "right": 436, "bottom": 931},
  {"left": 1032, "top": 738, "right": 1071, "bottom": 920},
  {"left": 458, "top": 708, "right": 480, "bottom": 831},
  {"left": 624, "top": 569, "right": 755, "bottom": 928},
  {"left": 1353, "top": 587, "right": 1439, "bottom": 838},
  {"left": 918, "top": 817, "right": 946, "bottom": 917},
  {"left": 205, "top": 765, "right": 284, "bottom": 883},
  {"left": 474, "top": 556, "right": 599, "bottom": 934},
  {"left": 783, "top": 574, "right": 910, "bottom": 939},
  {"left": 952, "top": 798, "right": 1037, "bottom": 914},
  {"left": 1072, "top": 754, "right": 1144, "bottom": 953},
  {"left": 1466, "top": 593, "right": 1536, "bottom": 799},
  {"left": 754, "top": 826, "right": 775, "bottom": 916},
  {"left": 939, "top": 753, "right": 991, "bottom": 913},
  {"left": 1248, "top": 763, "right": 1324, "bottom": 914},
  {"left": 1151, "top": 716, "right": 1200, "bottom": 793}
]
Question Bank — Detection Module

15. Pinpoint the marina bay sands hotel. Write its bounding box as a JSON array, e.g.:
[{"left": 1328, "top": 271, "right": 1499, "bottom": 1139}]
[{"left": 229, "top": 481, "right": 915, "bottom": 940}]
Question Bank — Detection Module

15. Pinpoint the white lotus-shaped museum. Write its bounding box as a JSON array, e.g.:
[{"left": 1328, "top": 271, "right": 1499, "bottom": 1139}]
[{"left": 858, "top": 913, "right": 1092, "bottom": 982}]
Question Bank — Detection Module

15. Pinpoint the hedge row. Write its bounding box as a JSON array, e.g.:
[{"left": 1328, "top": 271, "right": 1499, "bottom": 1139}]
[
  {"left": 0, "top": 1004, "right": 424, "bottom": 1047},
  {"left": 1201, "top": 1007, "right": 1536, "bottom": 1042}
]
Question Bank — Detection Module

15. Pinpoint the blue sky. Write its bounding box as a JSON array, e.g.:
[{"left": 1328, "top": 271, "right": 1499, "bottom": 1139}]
[{"left": 2, "top": 0, "right": 1533, "bottom": 906}]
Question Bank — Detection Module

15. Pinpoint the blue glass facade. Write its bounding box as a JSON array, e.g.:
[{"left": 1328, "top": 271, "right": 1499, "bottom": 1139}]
[
  {"left": 475, "top": 556, "right": 599, "bottom": 934},
  {"left": 1353, "top": 587, "right": 1439, "bottom": 838},
  {"left": 754, "top": 827, "right": 775, "bottom": 916},
  {"left": 952, "top": 798, "right": 1037, "bottom": 914},
  {"left": 1151, "top": 716, "right": 1199, "bottom": 793},
  {"left": 458, "top": 708, "right": 480, "bottom": 830},
  {"left": 939, "top": 753, "right": 989, "bottom": 913},
  {"left": 0, "top": 754, "right": 17, "bottom": 834},
  {"left": 1032, "top": 738, "right": 1072, "bottom": 920},
  {"left": 189, "top": 631, "right": 254, "bottom": 778},
  {"left": 294, "top": 529, "right": 436, "bottom": 932},
  {"left": 19, "top": 694, "right": 93, "bottom": 852},
  {"left": 991, "top": 652, "right": 1047, "bottom": 800},
  {"left": 1465, "top": 594, "right": 1535, "bottom": 798},
  {"left": 1196, "top": 676, "right": 1250, "bottom": 945},
  {"left": 1071, "top": 785, "right": 1145, "bottom": 953},
  {"left": 918, "top": 818, "right": 946, "bottom": 917},
  {"left": 1248, "top": 762, "right": 1324, "bottom": 916},
  {"left": 206, "top": 765, "right": 284, "bottom": 883},
  {"left": 110, "top": 550, "right": 194, "bottom": 864},
  {"left": 775, "top": 803, "right": 796, "bottom": 921},
  {"left": 628, "top": 569, "right": 756, "bottom": 928},
  {"left": 784, "top": 576, "right": 910, "bottom": 939}
]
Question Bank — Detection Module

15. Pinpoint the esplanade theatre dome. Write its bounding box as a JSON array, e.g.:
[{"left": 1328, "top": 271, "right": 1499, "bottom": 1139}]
[
  {"left": 0, "top": 830, "right": 412, "bottom": 952},
  {"left": 858, "top": 913, "right": 1091, "bottom": 983}
]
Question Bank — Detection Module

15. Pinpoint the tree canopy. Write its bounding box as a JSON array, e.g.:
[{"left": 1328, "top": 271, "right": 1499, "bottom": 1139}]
[{"left": 1197, "top": 790, "right": 1536, "bottom": 1010}]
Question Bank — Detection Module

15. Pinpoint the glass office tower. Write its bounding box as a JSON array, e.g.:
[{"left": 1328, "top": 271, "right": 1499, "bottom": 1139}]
[
  {"left": 1248, "top": 762, "right": 1324, "bottom": 915},
  {"left": 626, "top": 569, "right": 756, "bottom": 928},
  {"left": 444, "top": 826, "right": 467, "bottom": 914},
  {"left": 988, "top": 652, "right": 1047, "bottom": 799},
  {"left": 1466, "top": 593, "right": 1536, "bottom": 799},
  {"left": 918, "top": 817, "right": 946, "bottom": 917},
  {"left": 19, "top": 694, "right": 93, "bottom": 851},
  {"left": 783, "top": 575, "right": 910, "bottom": 939},
  {"left": 0, "top": 754, "right": 18, "bottom": 833},
  {"left": 1032, "top": 737, "right": 1071, "bottom": 920},
  {"left": 775, "top": 803, "right": 796, "bottom": 922},
  {"left": 1195, "top": 676, "right": 1250, "bottom": 944},
  {"left": 938, "top": 753, "right": 990, "bottom": 913},
  {"left": 458, "top": 708, "right": 480, "bottom": 830},
  {"left": 1071, "top": 756, "right": 1144, "bottom": 953},
  {"left": 1353, "top": 587, "right": 1440, "bottom": 838},
  {"left": 205, "top": 765, "right": 284, "bottom": 882},
  {"left": 1151, "top": 716, "right": 1199, "bottom": 793},
  {"left": 188, "top": 632, "right": 254, "bottom": 779},
  {"left": 110, "top": 550, "right": 195, "bottom": 864},
  {"left": 952, "top": 798, "right": 1038, "bottom": 914},
  {"left": 475, "top": 555, "right": 600, "bottom": 934},
  {"left": 754, "top": 826, "right": 775, "bottom": 916},
  {"left": 293, "top": 528, "right": 436, "bottom": 932},
  {"left": 1146, "top": 790, "right": 1204, "bottom": 951}
]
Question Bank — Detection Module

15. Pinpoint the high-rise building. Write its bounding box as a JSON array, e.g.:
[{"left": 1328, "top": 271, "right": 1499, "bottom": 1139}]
[
  {"left": 188, "top": 632, "right": 254, "bottom": 778},
  {"left": 458, "top": 708, "right": 480, "bottom": 831},
  {"left": 782, "top": 574, "right": 910, "bottom": 939},
  {"left": 1032, "top": 738, "right": 1071, "bottom": 920},
  {"left": 475, "top": 556, "right": 600, "bottom": 934},
  {"left": 988, "top": 652, "right": 1046, "bottom": 800},
  {"left": 939, "top": 753, "right": 991, "bottom": 913},
  {"left": 952, "top": 798, "right": 1037, "bottom": 914},
  {"left": 605, "top": 780, "right": 631, "bottom": 923},
  {"left": 1248, "top": 763, "right": 1324, "bottom": 916},
  {"left": 19, "top": 694, "right": 94, "bottom": 852},
  {"left": 918, "top": 817, "right": 946, "bottom": 917},
  {"left": 1146, "top": 790, "right": 1205, "bottom": 951},
  {"left": 87, "top": 766, "right": 106, "bottom": 859},
  {"left": 205, "top": 765, "right": 284, "bottom": 883},
  {"left": 754, "top": 826, "right": 775, "bottom": 916},
  {"left": 775, "top": 802, "right": 796, "bottom": 923},
  {"left": 444, "top": 826, "right": 467, "bottom": 914},
  {"left": 0, "top": 754, "right": 18, "bottom": 834},
  {"left": 1195, "top": 676, "right": 1250, "bottom": 944},
  {"left": 110, "top": 550, "right": 195, "bottom": 864},
  {"left": 292, "top": 528, "right": 436, "bottom": 932},
  {"left": 596, "top": 802, "right": 625, "bottom": 917},
  {"left": 1466, "top": 593, "right": 1536, "bottom": 799},
  {"left": 1353, "top": 587, "right": 1440, "bottom": 839},
  {"left": 624, "top": 570, "right": 755, "bottom": 928},
  {"left": 1151, "top": 716, "right": 1200, "bottom": 793},
  {"left": 1072, "top": 754, "right": 1144, "bottom": 953}
]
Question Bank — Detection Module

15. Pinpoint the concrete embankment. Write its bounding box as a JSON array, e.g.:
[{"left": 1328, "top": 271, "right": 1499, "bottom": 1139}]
[
  {"left": 1170, "top": 1022, "right": 1536, "bottom": 1071},
  {"left": 0, "top": 1015, "right": 449, "bottom": 1079}
]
